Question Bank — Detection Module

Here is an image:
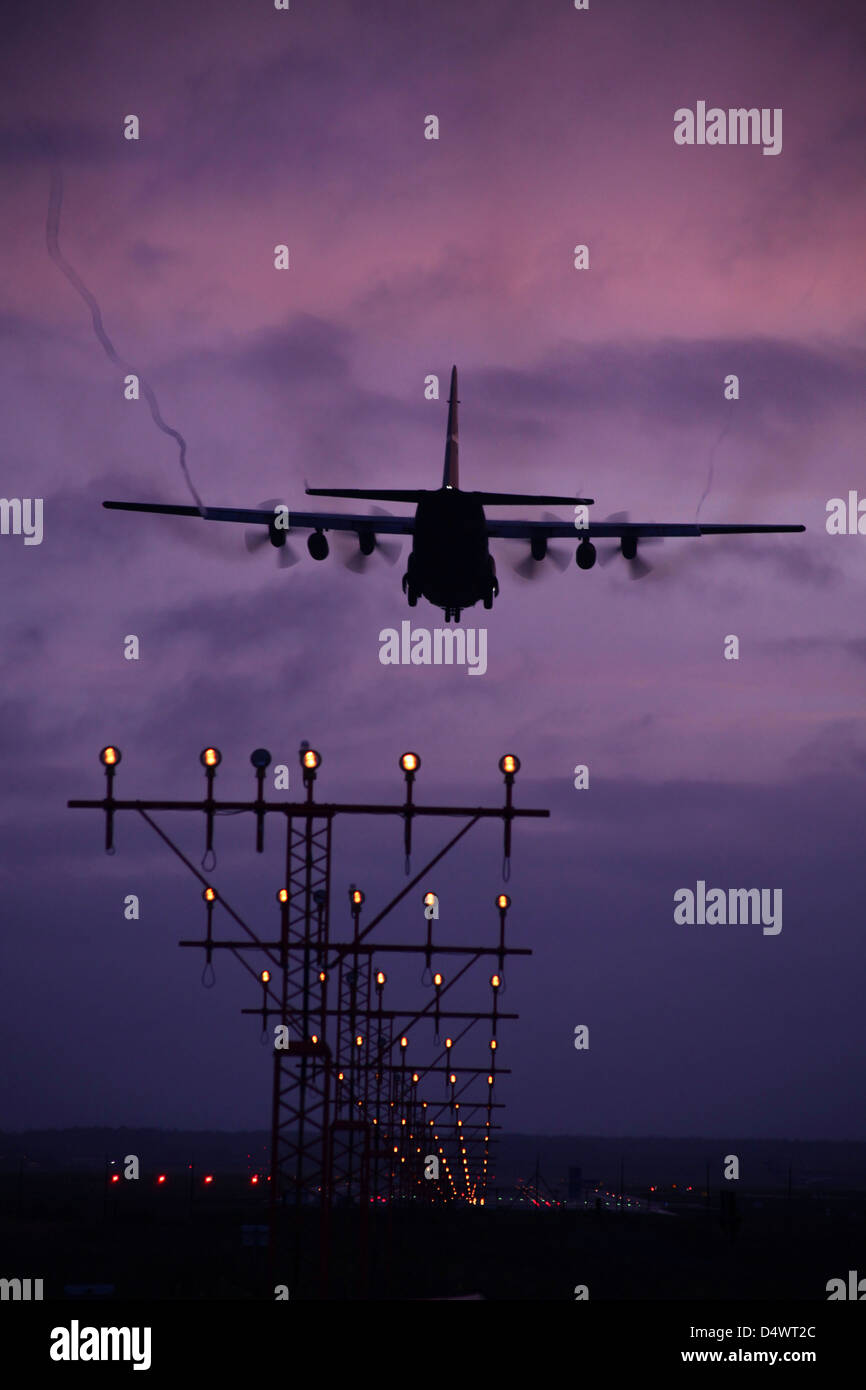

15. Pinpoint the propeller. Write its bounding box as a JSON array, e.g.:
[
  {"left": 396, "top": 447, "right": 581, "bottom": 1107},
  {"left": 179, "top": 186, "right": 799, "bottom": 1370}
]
[
  {"left": 597, "top": 511, "right": 662, "bottom": 580},
  {"left": 338, "top": 505, "right": 402, "bottom": 572},
  {"left": 512, "top": 512, "right": 571, "bottom": 580},
  {"left": 244, "top": 499, "right": 300, "bottom": 568}
]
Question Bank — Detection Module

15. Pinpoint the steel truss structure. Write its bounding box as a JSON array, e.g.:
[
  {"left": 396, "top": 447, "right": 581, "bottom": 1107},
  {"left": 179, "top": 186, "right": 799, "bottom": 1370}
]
[{"left": 69, "top": 743, "right": 550, "bottom": 1294}]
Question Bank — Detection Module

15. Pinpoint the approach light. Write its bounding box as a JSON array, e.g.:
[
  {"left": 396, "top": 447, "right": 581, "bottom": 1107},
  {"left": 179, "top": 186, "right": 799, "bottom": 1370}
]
[
  {"left": 200, "top": 747, "right": 222, "bottom": 768},
  {"left": 488, "top": 1074, "right": 494, "bottom": 1085},
  {"left": 376, "top": 971, "right": 386, "bottom": 986},
  {"left": 311, "top": 1034, "right": 318, "bottom": 1045},
  {"left": 400, "top": 1035, "right": 408, "bottom": 1048},
  {"left": 490, "top": 1039, "right": 497, "bottom": 1051},
  {"left": 491, "top": 974, "right": 501, "bottom": 988},
  {"left": 249, "top": 748, "right": 271, "bottom": 769},
  {"left": 276, "top": 888, "right": 288, "bottom": 904},
  {"left": 319, "top": 971, "right": 326, "bottom": 983},
  {"left": 498, "top": 753, "right": 520, "bottom": 776},
  {"left": 449, "top": 1073, "right": 456, "bottom": 1086},
  {"left": 355, "top": 1034, "right": 363, "bottom": 1047},
  {"left": 99, "top": 746, "right": 121, "bottom": 767},
  {"left": 400, "top": 751, "right": 421, "bottom": 774},
  {"left": 261, "top": 970, "right": 270, "bottom": 984},
  {"left": 433, "top": 973, "right": 443, "bottom": 988},
  {"left": 496, "top": 894, "right": 511, "bottom": 911},
  {"left": 351, "top": 888, "right": 365, "bottom": 907},
  {"left": 203, "top": 887, "right": 216, "bottom": 903},
  {"left": 424, "top": 891, "right": 436, "bottom": 907},
  {"left": 445, "top": 1037, "right": 453, "bottom": 1049},
  {"left": 412, "top": 1072, "right": 419, "bottom": 1083},
  {"left": 338, "top": 1072, "right": 344, "bottom": 1082},
  {"left": 301, "top": 748, "right": 321, "bottom": 771}
]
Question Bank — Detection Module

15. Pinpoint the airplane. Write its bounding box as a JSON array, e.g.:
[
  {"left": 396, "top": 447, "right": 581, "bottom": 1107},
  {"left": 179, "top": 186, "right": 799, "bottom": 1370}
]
[{"left": 103, "top": 366, "right": 805, "bottom": 622}]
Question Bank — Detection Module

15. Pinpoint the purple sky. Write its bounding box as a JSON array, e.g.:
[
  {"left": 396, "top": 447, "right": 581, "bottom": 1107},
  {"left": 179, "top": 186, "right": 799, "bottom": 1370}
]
[{"left": 1, "top": 0, "right": 865, "bottom": 1140}]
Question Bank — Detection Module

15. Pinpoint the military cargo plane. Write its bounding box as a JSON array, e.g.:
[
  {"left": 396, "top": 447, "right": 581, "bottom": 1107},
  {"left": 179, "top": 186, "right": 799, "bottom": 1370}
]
[{"left": 103, "top": 366, "right": 805, "bottom": 622}]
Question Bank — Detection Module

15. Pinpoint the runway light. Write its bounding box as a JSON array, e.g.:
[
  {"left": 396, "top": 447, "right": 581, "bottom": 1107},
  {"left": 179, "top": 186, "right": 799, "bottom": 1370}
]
[
  {"left": 499, "top": 753, "right": 520, "bottom": 776},
  {"left": 203, "top": 887, "right": 216, "bottom": 903},
  {"left": 400, "top": 752, "right": 420, "bottom": 774},
  {"left": 99, "top": 746, "right": 121, "bottom": 767},
  {"left": 200, "top": 747, "right": 221, "bottom": 768}
]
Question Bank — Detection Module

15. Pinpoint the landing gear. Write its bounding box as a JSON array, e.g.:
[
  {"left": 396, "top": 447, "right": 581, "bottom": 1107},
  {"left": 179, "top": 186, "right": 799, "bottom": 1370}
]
[
  {"left": 443, "top": 607, "right": 462, "bottom": 623},
  {"left": 576, "top": 539, "right": 597, "bottom": 570},
  {"left": 483, "top": 557, "right": 498, "bottom": 607},
  {"left": 401, "top": 570, "right": 419, "bottom": 606}
]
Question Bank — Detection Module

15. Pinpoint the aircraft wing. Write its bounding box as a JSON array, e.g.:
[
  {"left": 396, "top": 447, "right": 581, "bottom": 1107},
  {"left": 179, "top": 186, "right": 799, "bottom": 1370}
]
[
  {"left": 485, "top": 518, "right": 805, "bottom": 539},
  {"left": 102, "top": 501, "right": 415, "bottom": 535}
]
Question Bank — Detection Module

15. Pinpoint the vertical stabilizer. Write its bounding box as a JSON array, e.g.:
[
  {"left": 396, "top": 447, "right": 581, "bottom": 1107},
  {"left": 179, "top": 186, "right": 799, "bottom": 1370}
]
[{"left": 442, "top": 365, "right": 459, "bottom": 488}]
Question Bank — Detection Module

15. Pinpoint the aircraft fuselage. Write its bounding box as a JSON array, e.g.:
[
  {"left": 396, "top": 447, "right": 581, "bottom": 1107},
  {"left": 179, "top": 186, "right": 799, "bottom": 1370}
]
[{"left": 404, "top": 489, "right": 496, "bottom": 616}]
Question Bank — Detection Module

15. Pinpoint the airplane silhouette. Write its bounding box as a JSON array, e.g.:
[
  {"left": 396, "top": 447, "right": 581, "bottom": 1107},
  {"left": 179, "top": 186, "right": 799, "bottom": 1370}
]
[{"left": 103, "top": 366, "right": 805, "bottom": 622}]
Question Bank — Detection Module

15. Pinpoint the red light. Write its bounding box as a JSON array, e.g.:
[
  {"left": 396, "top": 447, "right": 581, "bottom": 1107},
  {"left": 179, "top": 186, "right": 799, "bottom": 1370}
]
[
  {"left": 157, "top": 1174, "right": 166, "bottom": 1185},
  {"left": 251, "top": 1175, "right": 259, "bottom": 1185},
  {"left": 204, "top": 1175, "right": 213, "bottom": 1185},
  {"left": 111, "top": 1174, "right": 120, "bottom": 1184}
]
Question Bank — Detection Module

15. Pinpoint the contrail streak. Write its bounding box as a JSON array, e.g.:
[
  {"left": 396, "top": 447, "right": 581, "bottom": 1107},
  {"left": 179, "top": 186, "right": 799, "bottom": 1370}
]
[
  {"left": 695, "top": 408, "right": 734, "bottom": 522},
  {"left": 46, "top": 167, "right": 206, "bottom": 516}
]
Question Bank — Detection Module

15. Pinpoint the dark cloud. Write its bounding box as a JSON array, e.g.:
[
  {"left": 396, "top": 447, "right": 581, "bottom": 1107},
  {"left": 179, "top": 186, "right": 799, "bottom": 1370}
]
[{"left": 472, "top": 339, "right": 865, "bottom": 430}]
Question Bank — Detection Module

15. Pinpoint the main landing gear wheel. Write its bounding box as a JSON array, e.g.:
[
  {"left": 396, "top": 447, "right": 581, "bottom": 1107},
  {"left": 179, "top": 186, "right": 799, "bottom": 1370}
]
[
  {"left": 444, "top": 607, "right": 462, "bottom": 622},
  {"left": 402, "top": 571, "right": 419, "bottom": 606}
]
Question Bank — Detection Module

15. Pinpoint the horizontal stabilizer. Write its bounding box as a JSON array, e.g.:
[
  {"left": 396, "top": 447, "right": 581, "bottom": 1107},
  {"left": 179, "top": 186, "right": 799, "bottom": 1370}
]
[
  {"left": 305, "top": 487, "right": 426, "bottom": 503},
  {"left": 470, "top": 491, "right": 595, "bottom": 506}
]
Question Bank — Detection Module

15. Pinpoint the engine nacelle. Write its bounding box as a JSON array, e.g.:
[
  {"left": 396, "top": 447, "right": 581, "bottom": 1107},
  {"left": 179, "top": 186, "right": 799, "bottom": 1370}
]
[
  {"left": 308, "top": 530, "right": 329, "bottom": 561},
  {"left": 576, "top": 539, "right": 596, "bottom": 570}
]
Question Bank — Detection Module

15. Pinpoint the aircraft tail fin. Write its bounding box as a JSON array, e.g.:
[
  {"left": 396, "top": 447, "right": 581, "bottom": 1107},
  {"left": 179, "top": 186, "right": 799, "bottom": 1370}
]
[{"left": 442, "top": 365, "right": 459, "bottom": 489}]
